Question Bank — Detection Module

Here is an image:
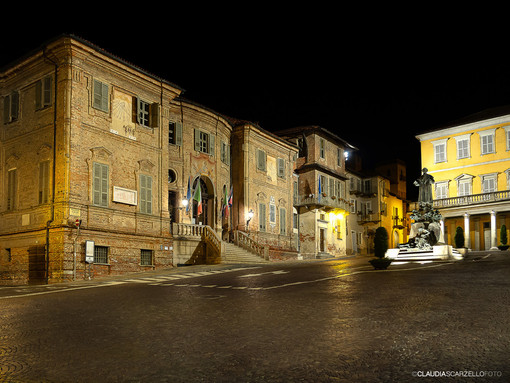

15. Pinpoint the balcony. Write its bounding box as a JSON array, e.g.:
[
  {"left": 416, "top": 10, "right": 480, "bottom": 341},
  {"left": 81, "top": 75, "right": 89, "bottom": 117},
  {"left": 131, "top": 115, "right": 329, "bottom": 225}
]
[
  {"left": 433, "top": 190, "right": 510, "bottom": 209},
  {"left": 294, "top": 194, "right": 350, "bottom": 212},
  {"left": 357, "top": 213, "right": 380, "bottom": 224}
]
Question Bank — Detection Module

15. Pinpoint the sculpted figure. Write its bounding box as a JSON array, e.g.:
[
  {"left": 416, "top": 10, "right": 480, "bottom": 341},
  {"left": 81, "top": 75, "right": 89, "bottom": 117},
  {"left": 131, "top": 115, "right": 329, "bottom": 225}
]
[{"left": 414, "top": 168, "right": 435, "bottom": 204}]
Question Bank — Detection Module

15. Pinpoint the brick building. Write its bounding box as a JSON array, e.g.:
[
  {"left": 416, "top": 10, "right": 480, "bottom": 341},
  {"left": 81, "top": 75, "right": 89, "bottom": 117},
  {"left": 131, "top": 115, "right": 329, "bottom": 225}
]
[
  {"left": 276, "top": 126, "right": 357, "bottom": 259},
  {"left": 0, "top": 35, "right": 301, "bottom": 284}
]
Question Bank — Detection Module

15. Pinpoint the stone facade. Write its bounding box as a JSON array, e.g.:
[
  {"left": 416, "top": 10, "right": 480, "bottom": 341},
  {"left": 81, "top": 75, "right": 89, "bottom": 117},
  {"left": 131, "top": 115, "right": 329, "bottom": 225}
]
[
  {"left": 0, "top": 36, "right": 300, "bottom": 283},
  {"left": 276, "top": 126, "right": 356, "bottom": 259},
  {"left": 231, "top": 122, "right": 299, "bottom": 253},
  {"left": 0, "top": 36, "right": 181, "bottom": 284}
]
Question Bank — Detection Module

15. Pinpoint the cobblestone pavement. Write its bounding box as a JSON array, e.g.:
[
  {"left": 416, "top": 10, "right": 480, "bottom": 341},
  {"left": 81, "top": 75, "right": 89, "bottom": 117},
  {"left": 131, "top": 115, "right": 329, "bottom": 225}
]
[{"left": 1, "top": 253, "right": 509, "bottom": 382}]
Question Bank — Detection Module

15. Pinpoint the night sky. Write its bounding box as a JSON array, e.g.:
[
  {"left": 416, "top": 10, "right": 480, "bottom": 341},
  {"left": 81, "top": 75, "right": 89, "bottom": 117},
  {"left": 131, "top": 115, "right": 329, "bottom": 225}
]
[{"left": 3, "top": 19, "right": 510, "bottom": 202}]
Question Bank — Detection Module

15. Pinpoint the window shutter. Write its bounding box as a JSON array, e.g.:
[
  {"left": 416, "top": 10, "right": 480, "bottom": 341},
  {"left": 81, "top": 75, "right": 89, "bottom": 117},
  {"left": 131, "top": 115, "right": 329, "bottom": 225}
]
[
  {"left": 280, "top": 208, "right": 286, "bottom": 235},
  {"left": 35, "top": 80, "right": 42, "bottom": 109},
  {"left": 93, "top": 163, "right": 108, "bottom": 207},
  {"left": 175, "top": 122, "right": 183, "bottom": 146},
  {"left": 259, "top": 203, "right": 266, "bottom": 232},
  {"left": 257, "top": 149, "right": 266, "bottom": 171},
  {"left": 140, "top": 174, "right": 152, "bottom": 214},
  {"left": 209, "top": 134, "right": 215, "bottom": 156},
  {"left": 43, "top": 76, "right": 52, "bottom": 106},
  {"left": 101, "top": 164, "right": 108, "bottom": 207},
  {"left": 3, "top": 95, "right": 10, "bottom": 123},
  {"left": 7, "top": 169, "right": 16, "bottom": 210},
  {"left": 194, "top": 129, "right": 200, "bottom": 151},
  {"left": 278, "top": 158, "right": 285, "bottom": 178},
  {"left": 11, "top": 91, "right": 19, "bottom": 121},
  {"left": 150, "top": 103, "right": 160, "bottom": 128}
]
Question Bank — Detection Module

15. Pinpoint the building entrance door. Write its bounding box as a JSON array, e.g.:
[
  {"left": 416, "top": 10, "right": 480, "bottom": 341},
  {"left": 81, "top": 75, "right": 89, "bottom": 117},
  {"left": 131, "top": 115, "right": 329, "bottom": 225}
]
[
  {"left": 192, "top": 176, "right": 214, "bottom": 227},
  {"left": 319, "top": 228, "right": 326, "bottom": 252}
]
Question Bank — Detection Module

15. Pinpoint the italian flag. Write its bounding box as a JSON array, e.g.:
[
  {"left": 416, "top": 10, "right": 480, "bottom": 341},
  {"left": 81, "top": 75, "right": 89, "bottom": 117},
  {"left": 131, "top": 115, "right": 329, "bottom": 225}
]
[{"left": 193, "top": 181, "right": 202, "bottom": 215}]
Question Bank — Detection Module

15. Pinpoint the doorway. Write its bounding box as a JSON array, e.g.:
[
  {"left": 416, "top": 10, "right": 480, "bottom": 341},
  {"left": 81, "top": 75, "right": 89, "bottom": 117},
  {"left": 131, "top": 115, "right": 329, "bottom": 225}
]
[
  {"left": 192, "top": 176, "right": 214, "bottom": 227},
  {"left": 319, "top": 228, "right": 326, "bottom": 253}
]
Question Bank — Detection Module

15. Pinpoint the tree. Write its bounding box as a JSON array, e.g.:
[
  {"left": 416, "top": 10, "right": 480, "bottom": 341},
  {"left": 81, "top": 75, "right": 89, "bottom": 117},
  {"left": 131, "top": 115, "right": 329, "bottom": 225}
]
[
  {"left": 374, "top": 227, "right": 389, "bottom": 258},
  {"left": 454, "top": 226, "right": 465, "bottom": 248}
]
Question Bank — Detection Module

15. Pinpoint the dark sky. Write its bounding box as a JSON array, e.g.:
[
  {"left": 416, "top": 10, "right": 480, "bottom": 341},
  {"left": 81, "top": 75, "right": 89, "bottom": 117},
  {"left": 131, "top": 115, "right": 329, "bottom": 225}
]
[{"left": 2, "top": 19, "right": 510, "bottom": 201}]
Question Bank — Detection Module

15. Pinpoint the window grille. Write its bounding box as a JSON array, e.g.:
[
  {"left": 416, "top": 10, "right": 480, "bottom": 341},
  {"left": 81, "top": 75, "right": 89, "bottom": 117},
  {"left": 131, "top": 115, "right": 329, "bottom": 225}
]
[
  {"left": 141, "top": 249, "right": 153, "bottom": 266},
  {"left": 94, "top": 246, "right": 109, "bottom": 264}
]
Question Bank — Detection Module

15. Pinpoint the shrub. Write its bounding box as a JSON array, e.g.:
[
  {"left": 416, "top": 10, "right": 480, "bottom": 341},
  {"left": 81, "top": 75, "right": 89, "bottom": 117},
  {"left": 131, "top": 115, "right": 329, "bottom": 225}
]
[
  {"left": 500, "top": 225, "right": 508, "bottom": 246},
  {"left": 374, "top": 227, "right": 389, "bottom": 258},
  {"left": 454, "top": 226, "right": 465, "bottom": 248}
]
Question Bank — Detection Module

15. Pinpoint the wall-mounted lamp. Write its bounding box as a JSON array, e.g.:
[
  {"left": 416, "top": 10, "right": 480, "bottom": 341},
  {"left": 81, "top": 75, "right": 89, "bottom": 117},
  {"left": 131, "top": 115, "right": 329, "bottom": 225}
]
[
  {"left": 247, "top": 209, "right": 254, "bottom": 228},
  {"left": 181, "top": 199, "right": 189, "bottom": 209}
]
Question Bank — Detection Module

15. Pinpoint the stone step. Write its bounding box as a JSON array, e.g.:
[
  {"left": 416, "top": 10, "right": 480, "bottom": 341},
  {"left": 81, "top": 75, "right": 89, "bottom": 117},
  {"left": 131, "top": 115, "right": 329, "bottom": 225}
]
[{"left": 222, "top": 243, "right": 269, "bottom": 264}]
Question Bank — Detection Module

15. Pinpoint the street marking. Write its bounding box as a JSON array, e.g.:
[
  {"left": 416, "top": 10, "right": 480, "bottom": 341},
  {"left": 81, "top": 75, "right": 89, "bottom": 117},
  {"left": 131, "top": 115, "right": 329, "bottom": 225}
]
[
  {"left": 202, "top": 285, "right": 217, "bottom": 288},
  {"left": 239, "top": 270, "right": 289, "bottom": 278},
  {"left": 217, "top": 286, "right": 232, "bottom": 289},
  {"left": 0, "top": 281, "right": 127, "bottom": 300}
]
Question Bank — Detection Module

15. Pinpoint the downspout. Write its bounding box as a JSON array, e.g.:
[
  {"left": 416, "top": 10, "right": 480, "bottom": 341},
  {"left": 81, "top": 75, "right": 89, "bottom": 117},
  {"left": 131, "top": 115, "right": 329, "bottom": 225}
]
[{"left": 43, "top": 48, "right": 58, "bottom": 284}]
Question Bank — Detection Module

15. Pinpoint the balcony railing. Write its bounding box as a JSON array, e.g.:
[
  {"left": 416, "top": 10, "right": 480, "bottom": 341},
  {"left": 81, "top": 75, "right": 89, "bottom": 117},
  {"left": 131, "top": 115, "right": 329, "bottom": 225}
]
[
  {"left": 433, "top": 190, "right": 510, "bottom": 209},
  {"left": 294, "top": 195, "right": 350, "bottom": 211}
]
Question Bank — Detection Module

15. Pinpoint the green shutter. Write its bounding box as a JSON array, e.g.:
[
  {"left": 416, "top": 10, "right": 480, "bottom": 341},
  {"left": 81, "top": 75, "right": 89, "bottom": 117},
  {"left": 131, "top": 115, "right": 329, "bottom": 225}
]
[
  {"left": 280, "top": 208, "right": 286, "bottom": 235},
  {"left": 209, "top": 134, "right": 215, "bottom": 156},
  {"left": 93, "top": 163, "right": 108, "bottom": 207},
  {"left": 175, "top": 122, "right": 183, "bottom": 146},
  {"left": 194, "top": 129, "right": 200, "bottom": 151},
  {"left": 259, "top": 203, "right": 266, "bottom": 232},
  {"left": 140, "top": 174, "right": 152, "bottom": 214}
]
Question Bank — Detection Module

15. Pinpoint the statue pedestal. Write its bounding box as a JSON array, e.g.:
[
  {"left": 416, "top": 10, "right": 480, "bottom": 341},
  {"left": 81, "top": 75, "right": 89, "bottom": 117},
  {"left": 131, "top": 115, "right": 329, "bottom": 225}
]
[{"left": 386, "top": 245, "right": 463, "bottom": 262}]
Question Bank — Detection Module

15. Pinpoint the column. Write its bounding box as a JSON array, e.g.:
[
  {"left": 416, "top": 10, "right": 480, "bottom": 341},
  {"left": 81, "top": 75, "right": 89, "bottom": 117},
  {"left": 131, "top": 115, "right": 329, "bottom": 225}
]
[
  {"left": 490, "top": 210, "right": 498, "bottom": 250},
  {"left": 464, "top": 213, "right": 471, "bottom": 250}
]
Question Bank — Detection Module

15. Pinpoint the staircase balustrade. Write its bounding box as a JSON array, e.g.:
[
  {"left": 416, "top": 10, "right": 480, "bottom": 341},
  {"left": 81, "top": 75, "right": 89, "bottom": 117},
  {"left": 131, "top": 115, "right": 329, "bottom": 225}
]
[{"left": 234, "top": 230, "right": 267, "bottom": 260}]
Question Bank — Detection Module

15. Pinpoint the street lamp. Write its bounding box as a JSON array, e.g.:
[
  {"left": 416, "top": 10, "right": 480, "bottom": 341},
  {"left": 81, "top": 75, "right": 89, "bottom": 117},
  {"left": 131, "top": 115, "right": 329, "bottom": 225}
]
[{"left": 247, "top": 209, "right": 254, "bottom": 230}]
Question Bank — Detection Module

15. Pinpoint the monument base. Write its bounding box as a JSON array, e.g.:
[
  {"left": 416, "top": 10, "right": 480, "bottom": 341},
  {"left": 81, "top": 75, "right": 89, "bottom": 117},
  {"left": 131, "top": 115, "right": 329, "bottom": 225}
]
[{"left": 386, "top": 245, "right": 463, "bottom": 262}]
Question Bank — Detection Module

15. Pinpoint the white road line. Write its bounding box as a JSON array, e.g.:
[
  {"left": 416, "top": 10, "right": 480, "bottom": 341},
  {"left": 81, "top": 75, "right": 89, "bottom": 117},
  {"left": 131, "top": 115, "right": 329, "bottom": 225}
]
[{"left": 0, "top": 281, "right": 127, "bottom": 300}]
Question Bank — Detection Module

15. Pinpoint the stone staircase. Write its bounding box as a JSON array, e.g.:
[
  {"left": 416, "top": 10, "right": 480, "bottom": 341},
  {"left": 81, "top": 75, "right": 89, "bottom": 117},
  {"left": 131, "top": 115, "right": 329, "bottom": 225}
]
[{"left": 222, "top": 242, "right": 269, "bottom": 264}]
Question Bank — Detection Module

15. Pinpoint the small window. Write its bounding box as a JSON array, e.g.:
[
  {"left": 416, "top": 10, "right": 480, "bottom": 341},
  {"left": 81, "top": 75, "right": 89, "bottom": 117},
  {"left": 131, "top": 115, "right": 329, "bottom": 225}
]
[
  {"left": 93, "top": 80, "right": 109, "bottom": 112},
  {"left": 221, "top": 141, "right": 230, "bottom": 165},
  {"left": 434, "top": 143, "right": 446, "bottom": 163},
  {"left": 194, "top": 129, "right": 215, "bottom": 155},
  {"left": 480, "top": 132, "right": 495, "bottom": 155},
  {"left": 94, "top": 246, "right": 109, "bottom": 264},
  {"left": 3, "top": 91, "right": 19, "bottom": 123},
  {"left": 135, "top": 98, "right": 159, "bottom": 128},
  {"left": 141, "top": 249, "right": 153, "bottom": 266},
  {"left": 319, "top": 138, "right": 325, "bottom": 159},
  {"left": 168, "top": 169, "right": 176, "bottom": 183},
  {"left": 36, "top": 75, "right": 52, "bottom": 109},
  {"left": 456, "top": 138, "right": 469, "bottom": 159},
  {"left": 169, "top": 121, "right": 182, "bottom": 146}
]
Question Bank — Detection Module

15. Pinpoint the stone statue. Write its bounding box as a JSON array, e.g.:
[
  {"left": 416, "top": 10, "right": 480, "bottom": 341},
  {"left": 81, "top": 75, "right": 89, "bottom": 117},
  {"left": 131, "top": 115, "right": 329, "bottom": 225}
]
[{"left": 414, "top": 168, "right": 435, "bottom": 204}]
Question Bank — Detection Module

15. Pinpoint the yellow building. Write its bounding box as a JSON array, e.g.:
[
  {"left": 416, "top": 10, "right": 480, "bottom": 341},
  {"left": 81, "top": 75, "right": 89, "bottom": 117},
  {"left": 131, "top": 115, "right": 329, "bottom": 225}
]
[{"left": 416, "top": 106, "right": 510, "bottom": 250}]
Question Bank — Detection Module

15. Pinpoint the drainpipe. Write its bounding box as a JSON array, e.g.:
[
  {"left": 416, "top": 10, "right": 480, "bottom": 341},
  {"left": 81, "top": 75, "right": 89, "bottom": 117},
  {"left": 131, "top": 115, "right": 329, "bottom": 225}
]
[{"left": 43, "top": 48, "right": 58, "bottom": 284}]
